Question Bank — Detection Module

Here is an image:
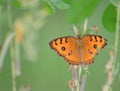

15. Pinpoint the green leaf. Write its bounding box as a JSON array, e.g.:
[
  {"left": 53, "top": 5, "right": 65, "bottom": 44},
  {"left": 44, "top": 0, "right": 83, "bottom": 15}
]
[
  {"left": 111, "top": 0, "right": 120, "bottom": 7},
  {"left": 0, "top": 0, "right": 3, "bottom": 5},
  {"left": 12, "top": 0, "right": 21, "bottom": 8},
  {"left": 50, "top": 0, "right": 70, "bottom": 9},
  {"left": 63, "top": 0, "right": 72, "bottom": 4},
  {"left": 102, "top": 4, "right": 116, "bottom": 32},
  {"left": 44, "top": 1, "right": 56, "bottom": 14},
  {"left": 67, "top": 0, "right": 101, "bottom": 23}
]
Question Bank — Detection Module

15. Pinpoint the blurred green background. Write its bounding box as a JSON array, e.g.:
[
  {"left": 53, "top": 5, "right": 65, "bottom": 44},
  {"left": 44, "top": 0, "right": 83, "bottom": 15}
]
[{"left": 0, "top": 0, "right": 120, "bottom": 91}]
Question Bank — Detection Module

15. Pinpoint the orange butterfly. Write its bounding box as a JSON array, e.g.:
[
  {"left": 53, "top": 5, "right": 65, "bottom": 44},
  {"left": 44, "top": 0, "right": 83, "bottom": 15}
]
[{"left": 49, "top": 35, "right": 107, "bottom": 65}]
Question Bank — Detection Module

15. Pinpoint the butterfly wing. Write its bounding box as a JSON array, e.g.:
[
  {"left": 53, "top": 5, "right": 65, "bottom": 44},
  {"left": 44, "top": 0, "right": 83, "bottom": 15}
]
[
  {"left": 80, "top": 35, "right": 107, "bottom": 64},
  {"left": 49, "top": 36, "right": 81, "bottom": 64}
]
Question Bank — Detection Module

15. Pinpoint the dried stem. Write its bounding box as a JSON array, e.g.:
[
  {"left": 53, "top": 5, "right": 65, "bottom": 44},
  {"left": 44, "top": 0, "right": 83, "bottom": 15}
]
[
  {"left": 69, "top": 19, "right": 88, "bottom": 91},
  {"left": 79, "top": 18, "right": 88, "bottom": 91},
  {"left": 80, "top": 74, "right": 87, "bottom": 91},
  {"left": 83, "top": 18, "right": 88, "bottom": 35},
  {"left": 71, "top": 65, "right": 80, "bottom": 91},
  {"left": 73, "top": 25, "right": 80, "bottom": 37},
  {"left": 102, "top": 51, "right": 115, "bottom": 91}
]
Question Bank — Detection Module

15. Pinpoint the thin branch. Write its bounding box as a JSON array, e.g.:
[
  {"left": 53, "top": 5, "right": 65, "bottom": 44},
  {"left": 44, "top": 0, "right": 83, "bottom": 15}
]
[
  {"left": 69, "top": 65, "right": 80, "bottom": 91},
  {"left": 80, "top": 74, "right": 87, "bottom": 91},
  {"left": 7, "top": 0, "right": 12, "bottom": 30},
  {"left": 10, "top": 44, "right": 17, "bottom": 91},
  {"left": 102, "top": 51, "right": 115, "bottom": 91},
  {"left": 14, "top": 41, "right": 21, "bottom": 76},
  {"left": 103, "top": 3, "right": 120, "bottom": 91},
  {"left": 83, "top": 18, "right": 88, "bottom": 35},
  {"left": 73, "top": 25, "right": 80, "bottom": 37},
  {"left": 114, "top": 3, "right": 120, "bottom": 62},
  {"left": 7, "top": 0, "right": 17, "bottom": 91},
  {"left": 0, "top": 33, "right": 15, "bottom": 70},
  {"left": 69, "top": 19, "right": 89, "bottom": 91},
  {"left": 79, "top": 19, "right": 89, "bottom": 91},
  {"left": 0, "top": 5, "right": 2, "bottom": 45}
]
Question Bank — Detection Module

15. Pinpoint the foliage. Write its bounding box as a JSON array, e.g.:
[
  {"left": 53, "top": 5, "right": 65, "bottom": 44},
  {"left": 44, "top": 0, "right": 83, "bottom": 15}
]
[
  {"left": 46, "top": 0, "right": 118, "bottom": 32},
  {"left": 0, "top": 0, "right": 120, "bottom": 91},
  {"left": 102, "top": 4, "right": 116, "bottom": 32}
]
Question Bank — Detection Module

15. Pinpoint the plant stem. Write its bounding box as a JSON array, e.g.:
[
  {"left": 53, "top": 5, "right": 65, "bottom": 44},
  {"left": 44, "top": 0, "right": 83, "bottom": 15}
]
[
  {"left": 7, "top": 0, "right": 12, "bottom": 30},
  {"left": 114, "top": 3, "right": 120, "bottom": 63},
  {"left": 102, "top": 3, "right": 120, "bottom": 91},
  {"left": 79, "top": 19, "right": 88, "bottom": 91},
  {"left": 0, "top": 33, "right": 15, "bottom": 70},
  {"left": 80, "top": 74, "right": 87, "bottom": 91},
  {"left": 10, "top": 42, "right": 17, "bottom": 91},
  {"left": 7, "top": 0, "right": 17, "bottom": 91},
  {"left": 15, "top": 41, "right": 21, "bottom": 76},
  {"left": 0, "top": 5, "right": 2, "bottom": 45},
  {"left": 113, "top": 1, "right": 120, "bottom": 84},
  {"left": 83, "top": 18, "right": 88, "bottom": 35},
  {"left": 73, "top": 25, "right": 80, "bottom": 37},
  {"left": 69, "top": 65, "right": 80, "bottom": 91},
  {"left": 70, "top": 19, "right": 88, "bottom": 91},
  {"left": 113, "top": 2, "right": 120, "bottom": 78}
]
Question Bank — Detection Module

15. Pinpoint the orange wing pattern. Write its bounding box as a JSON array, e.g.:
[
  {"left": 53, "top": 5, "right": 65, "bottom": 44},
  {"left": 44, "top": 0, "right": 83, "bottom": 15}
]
[
  {"left": 49, "top": 36, "right": 81, "bottom": 64},
  {"left": 49, "top": 35, "right": 107, "bottom": 65},
  {"left": 80, "top": 35, "right": 107, "bottom": 64}
]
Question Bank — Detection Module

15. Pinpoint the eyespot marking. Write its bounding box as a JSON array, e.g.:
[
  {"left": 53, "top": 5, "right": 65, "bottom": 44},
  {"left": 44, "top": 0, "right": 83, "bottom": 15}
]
[
  {"left": 93, "top": 44, "right": 97, "bottom": 49},
  {"left": 61, "top": 46, "right": 66, "bottom": 51}
]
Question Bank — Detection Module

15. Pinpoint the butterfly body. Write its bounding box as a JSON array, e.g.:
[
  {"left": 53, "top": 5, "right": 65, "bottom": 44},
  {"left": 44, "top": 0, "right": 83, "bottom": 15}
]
[{"left": 49, "top": 35, "right": 107, "bottom": 65}]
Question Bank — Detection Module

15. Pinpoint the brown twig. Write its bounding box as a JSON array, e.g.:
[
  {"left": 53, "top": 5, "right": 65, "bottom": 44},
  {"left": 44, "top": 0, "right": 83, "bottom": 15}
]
[
  {"left": 68, "top": 65, "right": 79, "bottom": 91},
  {"left": 69, "top": 19, "right": 89, "bottom": 91}
]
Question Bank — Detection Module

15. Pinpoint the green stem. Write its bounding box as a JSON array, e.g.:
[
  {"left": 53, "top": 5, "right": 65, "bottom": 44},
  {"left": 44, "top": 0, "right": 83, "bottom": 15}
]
[
  {"left": 114, "top": 4, "right": 120, "bottom": 62},
  {"left": 7, "top": 0, "right": 12, "bottom": 30},
  {"left": 112, "top": 3, "right": 120, "bottom": 82},
  {"left": 112, "top": 3, "right": 120, "bottom": 77},
  {"left": 0, "top": 5, "right": 2, "bottom": 45},
  {"left": 7, "top": 0, "right": 17, "bottom": 91},
  {"left": 0, "top": 33, "right": 15, "bottom": 70},
  {"left": 14, "top": 41, "right": 21, "bottom": 76},
  {"left": 10, "top": 42, "right": 17, "bottom": 91}
]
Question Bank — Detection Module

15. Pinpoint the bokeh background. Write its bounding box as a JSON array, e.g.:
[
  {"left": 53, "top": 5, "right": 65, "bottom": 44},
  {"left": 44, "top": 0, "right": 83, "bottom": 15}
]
[{"left": 0, "top": 0, "right": 120, "bottom": 91}]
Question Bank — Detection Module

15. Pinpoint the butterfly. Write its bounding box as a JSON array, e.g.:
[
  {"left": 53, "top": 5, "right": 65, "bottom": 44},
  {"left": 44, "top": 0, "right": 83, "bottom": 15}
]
[{"left": 49, "top": 35, "right": 107, "bottom": 65}]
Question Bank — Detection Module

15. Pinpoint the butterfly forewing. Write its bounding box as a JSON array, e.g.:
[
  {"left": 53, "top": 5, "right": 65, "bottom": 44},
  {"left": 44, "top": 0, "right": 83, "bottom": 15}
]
[{"left": 49, "top": 36, "right": 81, "bottom": 64}]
